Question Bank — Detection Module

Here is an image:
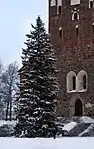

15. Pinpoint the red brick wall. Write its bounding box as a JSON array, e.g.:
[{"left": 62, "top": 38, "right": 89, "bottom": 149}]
[{"left": 49, "top": 0, "right": 94, "bottom": 117}]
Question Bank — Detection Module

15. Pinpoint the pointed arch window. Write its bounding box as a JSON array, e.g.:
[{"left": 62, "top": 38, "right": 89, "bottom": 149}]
[
  {"left": 72, "top": 12, "right": 79, "bottom": 20},
  {"left": 75, "top": 99, "right": 83, "bottom": 116}
]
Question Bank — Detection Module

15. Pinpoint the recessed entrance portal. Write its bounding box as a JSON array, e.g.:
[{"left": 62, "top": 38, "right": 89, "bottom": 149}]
[{"left": 75, "top": 99, "right": 83, "bottom": 116}]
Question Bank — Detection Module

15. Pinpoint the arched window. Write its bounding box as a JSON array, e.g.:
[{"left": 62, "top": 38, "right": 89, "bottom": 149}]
[
  {"left": 77, "top": 70, "right": 88, "bottom": 92},
  {"left": 72, "top": 12, "right": 79, "bottom": 20},
  {"left": 67, "top": 71, "right": 76, "bottom": 92},
  {"left": 51, "top": 0, "right": 56, "bottom": 6}
]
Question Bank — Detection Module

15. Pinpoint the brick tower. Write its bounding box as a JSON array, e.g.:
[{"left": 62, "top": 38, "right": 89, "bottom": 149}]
[{"left": 49, "top": 0, "right": 94, "bottom": 117}]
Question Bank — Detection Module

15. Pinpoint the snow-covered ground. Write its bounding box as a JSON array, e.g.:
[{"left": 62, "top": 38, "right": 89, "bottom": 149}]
[{"left": 0, "top": 137, "right": 94, "bottom": 149}]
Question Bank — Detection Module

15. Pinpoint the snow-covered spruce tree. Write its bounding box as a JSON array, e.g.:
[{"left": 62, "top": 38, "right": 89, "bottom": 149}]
[{"left": 15, "top": 16, "right": 58, "bottom": 138}]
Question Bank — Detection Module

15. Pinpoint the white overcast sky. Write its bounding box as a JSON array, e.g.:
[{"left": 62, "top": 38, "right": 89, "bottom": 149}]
[{"left": 0, "top": 0, "right": 48, "bottom": 67}]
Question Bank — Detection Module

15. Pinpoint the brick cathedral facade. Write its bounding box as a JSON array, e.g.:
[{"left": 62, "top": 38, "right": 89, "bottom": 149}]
[{"left": 49, "top": 0, "right": 94, "bottom": 117}]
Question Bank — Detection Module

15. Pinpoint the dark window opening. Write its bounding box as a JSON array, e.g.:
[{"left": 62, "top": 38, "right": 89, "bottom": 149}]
[
  {"left": 90, "top": 1, "right": 93, "bottom": 8},
  {"left": 74, "top": 13, "right": 78, "bottom": 20},
  {"left": 59, "top": 29, "right": 62, "bottom": 38},
  {"left": 75, "top": 99, "right": 83, "bottom": 116},
  {"left": 76, "top": 28, "right": 79, "bottom": 36},
  {"left": 73, "top": 76, "right": 76, "bottom": 90},
  {"left": 83, "top": 75, "right": 86, "bottom": 90},
  {"left": 58, "top": 6, "right": 61, "bottom": 14},
  {"left": 93, "top": 25, "right": 94, "bottom": 33}
]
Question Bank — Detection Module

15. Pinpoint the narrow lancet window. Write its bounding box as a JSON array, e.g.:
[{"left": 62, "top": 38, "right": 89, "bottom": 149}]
[
  {"left": 58, "top": 6, "right": 61, "bottom": 14},
  {"left": 90, "top": 1, "right": 93, "bottom": 8},
  {"left": 76, "top": 25, "right": 79, "bottom": 36},
  {"left": 59, "top": 27, "right": 62, "bottom": 38},
  {"left": 93, "top": 23, "right": 94, "bottom": 33}
]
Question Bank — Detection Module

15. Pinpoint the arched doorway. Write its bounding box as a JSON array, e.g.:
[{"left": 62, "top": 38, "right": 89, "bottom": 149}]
[{"left": 75, "top": 99, "right": 83, "bottom": 116}]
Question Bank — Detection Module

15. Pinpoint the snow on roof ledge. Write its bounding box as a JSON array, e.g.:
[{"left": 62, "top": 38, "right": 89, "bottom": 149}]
[
  {"left": 71, "top": 0, "right": 80, "bottom": 5},
  {"left": 0, "top": 137, "right": 94, "bottom": 149},
  {"left": 63, "top": 122, "right": 77, "bottom": 132}
]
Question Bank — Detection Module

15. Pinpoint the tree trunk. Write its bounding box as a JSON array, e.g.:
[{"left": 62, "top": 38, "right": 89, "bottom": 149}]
[
  {"left": 6, "top": 101, "right": 9, "bottom": 121},
  {"left": 9, "top": 98, "right": 12, "bottom": 121}
]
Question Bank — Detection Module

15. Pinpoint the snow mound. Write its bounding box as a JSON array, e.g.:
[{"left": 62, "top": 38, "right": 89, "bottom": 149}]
[
  {"left": 0, "top": 124, "right": 14, "bottom": 137},
  {"left": 62, "top": 122, "right": 77, "bottom": 132},
  {"left": 80, "top": 116, "right": 94, "bottom": 123}
]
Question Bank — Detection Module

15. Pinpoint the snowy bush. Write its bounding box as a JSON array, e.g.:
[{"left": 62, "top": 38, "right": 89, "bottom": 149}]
[
  {"left": 0, "top": 124, "right": 14, "bottom": 137},
  {"left": 84, "top": 104, "right": 94, "bottom": 116}
]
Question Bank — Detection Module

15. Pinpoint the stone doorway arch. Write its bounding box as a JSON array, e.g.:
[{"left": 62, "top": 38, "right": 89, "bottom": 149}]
[{"left": 75, "top": 99, "right": 83, "bottom": 116}]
